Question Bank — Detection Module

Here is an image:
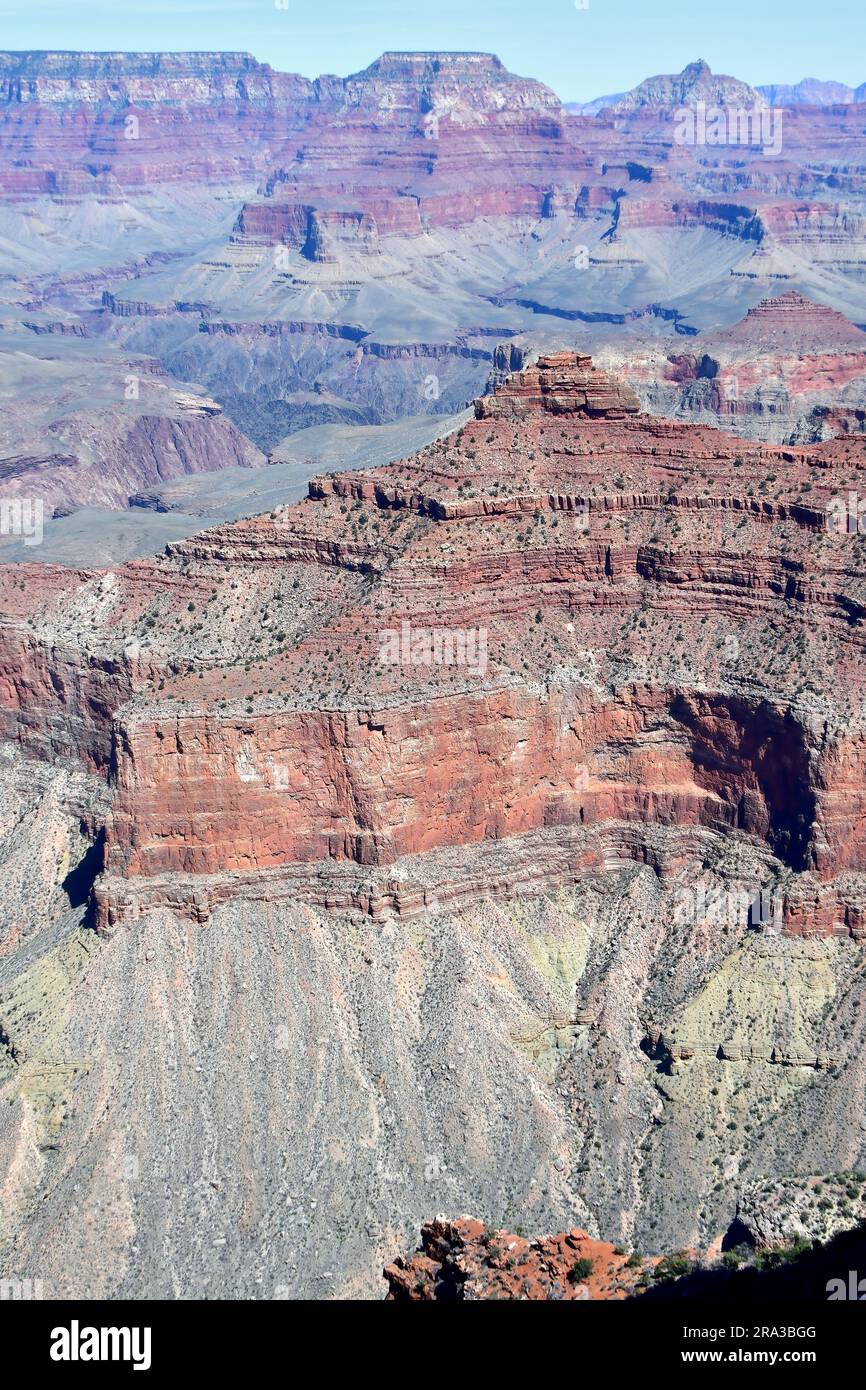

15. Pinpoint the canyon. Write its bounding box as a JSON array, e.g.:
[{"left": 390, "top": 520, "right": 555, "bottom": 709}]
[
  {"left": 600, "top": 290, "right": 866, "bottom": 443},
  {"left": 3, "top": 47, "right": 866, "bottom": 1303},
  {"left": 4, "top": 51, "right": 866, "bottom": 563}
]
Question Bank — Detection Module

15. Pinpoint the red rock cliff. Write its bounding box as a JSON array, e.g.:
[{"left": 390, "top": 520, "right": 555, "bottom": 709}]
[{"left": 2, "top": 354, "right": 866, "bottom": 937}]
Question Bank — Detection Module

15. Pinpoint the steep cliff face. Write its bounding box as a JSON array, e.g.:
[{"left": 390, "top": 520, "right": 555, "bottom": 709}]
[
  {"left": 2, "top": 353, "right": 866, "bottom": 944},
  {"left": 0, "top": 47, "right": 561, "bottom": 203},
  {"left": 232, "top": 50, "right": 570, "bottom": 252},
  {"left": 0, "top": 405, "right": 265, "bottom": 517},
  {"left": 0, "top": 50, "right": 322, "bottom": 191},
  {"left": 6, "top": 49, "right": 866, "bottom": 1306},
  {"left": 222, "top": 53, "right": 866, "bottom": 258},
  {"left": 0, "top": 339, "right": 267, "bottom": 523}
]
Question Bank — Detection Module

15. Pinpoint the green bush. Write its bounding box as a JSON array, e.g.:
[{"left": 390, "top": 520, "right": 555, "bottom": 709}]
[
  {"left": 653, "top": 1251, "right": 694, "bottom": 1283},
  {"left": 567, "top": 1257, "right": 594, "bottom": 1284}
]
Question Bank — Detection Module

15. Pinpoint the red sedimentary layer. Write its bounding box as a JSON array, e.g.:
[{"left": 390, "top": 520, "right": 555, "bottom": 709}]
[
  {"left": 2, "top": 353, "right": 866, "bottom": 935},
  {"left": 0, "top": 51, "right": 323, "bottom": 192},
  {"left": 2, "top": 51, "right": 865, "bottom": 260},
  {"left": 714, "top": 291, "right": 866, "bottom": 352},
  {"left": 475, "top": 352, "right": 641, "bottom": 418},
  {"left": 231, "top": 51, "right": 579, "bottom": 248}
]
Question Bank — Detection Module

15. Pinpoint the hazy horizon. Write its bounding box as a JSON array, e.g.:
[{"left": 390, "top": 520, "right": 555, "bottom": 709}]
[{"left": 0, "top": 0, "right": 861, "bottom": 104}]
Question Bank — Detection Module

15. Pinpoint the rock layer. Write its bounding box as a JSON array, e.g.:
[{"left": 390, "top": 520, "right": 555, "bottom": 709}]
[
  {"left": 2, "top": 354, "right": 866, "bottom": 941},
  {"left": 600, "top": 292, "right": 866, "bottom": 444}
]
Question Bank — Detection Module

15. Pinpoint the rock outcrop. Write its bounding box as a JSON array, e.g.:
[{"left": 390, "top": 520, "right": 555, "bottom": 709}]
[
  {"left": 474, "top": 352, "right": 640, "bottom": 418},
  {"left": 600, "top": 292, "right": 866, "bottom": 444},
  {"left": 2, "top": 353, "right": 866, "bottom": 943},
  {"left": 609, "top": 59, "right": 766, "bottom": 113},
  {"left": 386, "top": 1205, "right": 866, "bottom": 1301},
  {"left": 731, "top": 1172, "right": 866, "bottom": 1249},
  {"left": 384, "top": 1217, "right": 654, "bottom": 1299}
]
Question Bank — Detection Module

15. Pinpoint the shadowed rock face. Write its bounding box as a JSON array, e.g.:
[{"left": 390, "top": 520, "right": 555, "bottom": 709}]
[{"left": 668, "top": 694, "right": 815, "bottom": 871}]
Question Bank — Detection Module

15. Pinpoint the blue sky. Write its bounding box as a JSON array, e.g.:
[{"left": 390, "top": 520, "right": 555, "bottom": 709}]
[{"left": 1, "top": 0, "right": 861, "bottom": 102}]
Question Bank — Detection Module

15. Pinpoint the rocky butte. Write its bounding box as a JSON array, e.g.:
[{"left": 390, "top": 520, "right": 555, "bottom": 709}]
[
  {"left": 601, "top": 291, "right": 866, "bottom": 443},
  {"left": 2, "top": 352, "right": 866, "bottom": 943}
]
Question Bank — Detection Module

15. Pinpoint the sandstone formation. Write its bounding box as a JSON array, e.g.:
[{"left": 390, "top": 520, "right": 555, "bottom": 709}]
[
  {"left": 232, "top": 50, "right": 569, "bottom": 255},
  {"left": 714, "top": 291, "right": 866, "bottom": 353},
  {"left": 3, "top": 761, "right": 865, "bottom": 1296},
  {"left": 0, "top": 50, "right": 322, "bottom": 192},
  {"left": 1, "top": 353, "right": 866, "bottom": 948},
  {"left": 475, "top": 352, "right": 641, "bottom": 418},
  {"left": 4, "top": 50, "right": 866, "bottom": 1303}
]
